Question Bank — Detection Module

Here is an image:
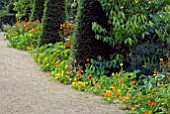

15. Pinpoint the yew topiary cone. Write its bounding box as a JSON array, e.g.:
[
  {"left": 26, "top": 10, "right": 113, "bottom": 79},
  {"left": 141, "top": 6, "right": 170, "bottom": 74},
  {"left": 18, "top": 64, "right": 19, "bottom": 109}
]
[
  {"left": 39, "top": 0, "right": 66, "bottom": 46},
  {"left": 30, "top": 0, "right": 45, "bottom": 21},
  {"left": 75, "top": 0, "right": 112, "bottom": 68}
]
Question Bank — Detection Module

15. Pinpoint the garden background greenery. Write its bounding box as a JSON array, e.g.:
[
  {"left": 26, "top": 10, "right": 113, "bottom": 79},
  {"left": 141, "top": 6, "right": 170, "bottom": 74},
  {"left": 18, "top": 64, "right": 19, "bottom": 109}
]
[{"left": 1, "top": 0, "right": 170, "bottom": 113}]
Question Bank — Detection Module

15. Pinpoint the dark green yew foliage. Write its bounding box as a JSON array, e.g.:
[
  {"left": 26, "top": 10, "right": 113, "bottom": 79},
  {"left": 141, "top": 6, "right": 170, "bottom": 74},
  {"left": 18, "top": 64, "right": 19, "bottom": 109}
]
[
  {"left": 127, "top": 35, "right": 170, "bottom": 75},
  {"left": 75, "top": 0, "right": 112, "bottom": 68},
  {"left": 8, "top": 2, "right": 16, "bottom": 14},
  {"left": 39, "top": 0, "right": 66, "bottom": 46},
  {"left": 30, "top": 0, "right": 45, "bottom": 21},
  {"left": 0, "top": 1, "right": 16, "bottom": 26}
]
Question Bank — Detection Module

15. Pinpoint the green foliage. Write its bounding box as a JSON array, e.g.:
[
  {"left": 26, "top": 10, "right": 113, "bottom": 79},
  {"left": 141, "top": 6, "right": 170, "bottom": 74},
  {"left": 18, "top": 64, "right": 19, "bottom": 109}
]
[
  {"left": 72, "top": 62, "right": 170, "bottom": 113},
  {"left": 0, "top": 0, "right": 13, "bottom": 10},
  {"left": 13, "top": 0, "right": 33, "bottom": 20},
  {"left": 7, "top": 1, "right": 16, "bottom": 13},
  {"left": 30, "top": 0, "right": 45, "bottom": 21},
  {"left": 66, "top": 0, "right": 78, "bottom": 20},
  {"left": 92, "top": 0, "right": 170, "bottom": 74},
  {"left": 75, "top": 0, "right": 112, "bottom": 69},
  {"left": 40, "top": 0, "right": 66, "bottom": 46},
  {"left": 0, "top": 0, "right": 16, "bottom": 26},
  {"left": 5, "top": 20, "right": 41, "bottom": 50},
  {"left": 31, "top": 42, "right": 71, "bottom": 84},
  {"left": 127, "top": 38, "right": 170, "bottom": 75}
]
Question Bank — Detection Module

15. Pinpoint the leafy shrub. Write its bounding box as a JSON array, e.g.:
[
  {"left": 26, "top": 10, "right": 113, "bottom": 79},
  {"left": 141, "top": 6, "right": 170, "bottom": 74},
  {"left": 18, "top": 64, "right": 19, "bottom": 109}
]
[
  {"left": 92, "top": 0, "right": 170, "bottom": 75},
  {"left": 13, "top": 0, "right": 33, "bottom": 20},
  {"left": 127, "top": 38, "right": 170, "bottom": 75}
]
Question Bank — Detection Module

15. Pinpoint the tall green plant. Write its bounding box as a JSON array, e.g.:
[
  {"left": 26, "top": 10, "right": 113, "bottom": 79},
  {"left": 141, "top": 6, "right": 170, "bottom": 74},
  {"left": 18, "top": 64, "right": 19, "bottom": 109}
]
[
  {"left": 39, "top": 0, "right": 66, "bottom": 46},
  {"left": 74, "top": 0, "right": 112, "bottom": 68},
  {"left": 30, "top": 0, "right": 45, "bottom": 21},
  {"left": 13, "top": 0, "right": 33, "bottom": 20}
]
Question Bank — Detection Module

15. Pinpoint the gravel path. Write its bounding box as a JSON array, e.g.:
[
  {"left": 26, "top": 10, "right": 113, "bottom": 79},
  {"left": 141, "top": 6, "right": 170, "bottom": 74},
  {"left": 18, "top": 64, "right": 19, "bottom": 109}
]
[{"left": 0, "top": 32, "right": 125, "bottom": 114}]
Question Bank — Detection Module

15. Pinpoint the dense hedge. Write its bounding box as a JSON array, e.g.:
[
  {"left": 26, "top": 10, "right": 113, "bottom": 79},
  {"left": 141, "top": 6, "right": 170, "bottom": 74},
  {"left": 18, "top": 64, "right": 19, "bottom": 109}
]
[
  {"left": 75, "top": 0, "right": 112, "bottom": 68},
  {"left": 39, "top": 0, "right": 66, "bottom": 46},
  {"left": 30, "top": 0, "right": 45, "bottom": 21}
]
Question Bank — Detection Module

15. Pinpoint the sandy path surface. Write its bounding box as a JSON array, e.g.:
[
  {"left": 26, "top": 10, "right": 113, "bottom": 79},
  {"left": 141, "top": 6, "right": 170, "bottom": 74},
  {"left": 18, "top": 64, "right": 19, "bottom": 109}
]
[{"left": 0, "top": 32, "right": 125, "bottom": 114}]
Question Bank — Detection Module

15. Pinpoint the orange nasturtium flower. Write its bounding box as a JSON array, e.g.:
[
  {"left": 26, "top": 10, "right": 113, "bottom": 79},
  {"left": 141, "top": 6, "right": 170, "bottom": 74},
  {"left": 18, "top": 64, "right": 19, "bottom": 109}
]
[
  {"left": 125, "top": 98, "right": 129, "bottom": 103},
  {"left": 120, "top": 78, "right": 125, "bottom": 83},
  {"left": 148, "top": 110, "right": 153, "bottom": 114},
  {"left": 143, "top": 112, "right": 148, "bottom": 114},
  {"left": 80, "top": 69, "right": 84, "bottom": 74},
  {"left": 152, "top": 102, "right": 158, "bottom": 106},
  {"left": 166, "top": 53, "right": 169, "bottom": 57},
  {"left": 160, "top": 58, "right": 163, "bottom": 61},
  {"left": 159, "top": 61, "right": 163, "bottom": 65},
  {"left": 41, "top": 64, "right": 44, "bottom": 67},
  {"left": 167, "top": 61, "right": 170, "bottom": 65},
  {"left": 148, "top": 99, "right": 152, "bottom": 104},
  {"left": 105, "top": 90, "right": 112, "bottom": 97},
  {"left": 117, "top": 95, "right": 122, "bottom": 99}
]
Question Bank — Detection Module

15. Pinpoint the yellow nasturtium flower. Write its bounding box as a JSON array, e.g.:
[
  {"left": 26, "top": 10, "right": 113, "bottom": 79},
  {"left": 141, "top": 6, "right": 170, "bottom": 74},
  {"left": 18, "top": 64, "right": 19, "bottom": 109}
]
[
  {"left": 120, "top": 63, "right": 123, "bottom": 67},
  {"left": 111, "top": 72, "right": 115, "bottom": 76}
]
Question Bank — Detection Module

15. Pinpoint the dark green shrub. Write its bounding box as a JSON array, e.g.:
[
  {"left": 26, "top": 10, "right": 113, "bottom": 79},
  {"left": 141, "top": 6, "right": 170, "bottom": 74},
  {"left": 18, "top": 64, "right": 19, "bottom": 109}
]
[
  {"left": 30, "top": 0, "right": 45, "bottom": 21},
  {"left": 0, "top": 13, "right": 16, "bottom": 25},
  {"left": 127, "top": 36, "right": 170, "bottom": 75},
  {"left": 0, "top": 0, "right": 16, "bottom": 26},
  {"left": 74, "top": 0, "right": 112, "bottom": 68},
  {"left": 8, "top": 2, "right": 16, "bottom": 14},
  {"left": 39, "top": 0, "right": 66, "bottom": 46},
  {"left": 0, "top": 0, "right": 13, "bottom": 10}
]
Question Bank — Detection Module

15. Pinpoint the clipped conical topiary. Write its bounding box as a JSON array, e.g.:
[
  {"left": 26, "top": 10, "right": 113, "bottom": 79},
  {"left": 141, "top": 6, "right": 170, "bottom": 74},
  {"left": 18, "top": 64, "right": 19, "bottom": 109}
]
[
  {"left": 39, "top": 0, "right": 66, "bottom": 46},
  {"left": 30, "top": 0, "right": 45, "bottom": 21},
  {"left": 75, "top": 0, "right": 112, "bottom": 68}
]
